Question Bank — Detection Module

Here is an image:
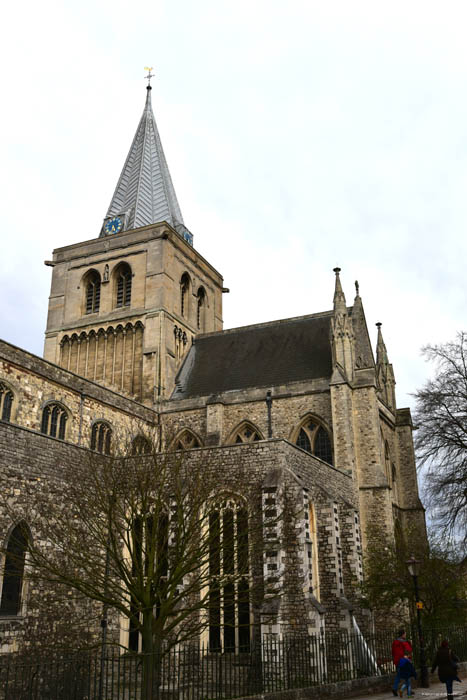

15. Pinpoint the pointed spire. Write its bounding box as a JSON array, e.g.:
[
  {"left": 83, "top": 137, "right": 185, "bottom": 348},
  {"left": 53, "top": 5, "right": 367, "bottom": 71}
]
[
  {"left": 101, "top": 82, "right": 186, "bottom": 238},
  {"left": 333, "top": 267, "right": 347, "bottom": 316},
  {"left": 375, "top": 322, "right": 389, "bottom": 365}
]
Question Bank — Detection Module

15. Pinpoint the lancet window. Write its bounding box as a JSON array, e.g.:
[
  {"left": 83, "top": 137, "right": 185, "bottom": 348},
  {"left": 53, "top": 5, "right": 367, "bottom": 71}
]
[
  {"left": 115, "top": 263, "right": 132, "bottom": 308},
  {"left": 209, "top": 499, "right": 250, "bottom": 653},
  {"left": 197, "top": 287, "right": 206, "bottom": 330},
  {"left": 41, "top": 402, "right": 68, "bottom": 440},
  {"left": 84, "top": 270, "right": 101, "bottom": 314},
  {"left": 295, "top": 419, "right": 333, "bottom": 465},
  {"left": 0, "top": 382, "right": 14, "bottom": 422},
  {"left": 91, "top": 421, "right": 112, "bottom": 455},
  {"left": 0, "top": 522, "right": 30, "bottom": 616},
  {"left": 180, "top": 273, "right": 191, "bottom": 318}
]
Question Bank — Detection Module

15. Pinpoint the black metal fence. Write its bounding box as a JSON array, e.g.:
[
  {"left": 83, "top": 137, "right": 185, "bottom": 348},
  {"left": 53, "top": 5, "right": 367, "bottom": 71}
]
[{"left": 1, "top": 627, "right": 466, "bottom": 700}]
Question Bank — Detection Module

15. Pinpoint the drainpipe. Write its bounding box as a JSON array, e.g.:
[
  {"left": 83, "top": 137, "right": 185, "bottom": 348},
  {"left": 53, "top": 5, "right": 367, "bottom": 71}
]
[{"left": 266, "top": 390, "right": 273, "bottom": 438}]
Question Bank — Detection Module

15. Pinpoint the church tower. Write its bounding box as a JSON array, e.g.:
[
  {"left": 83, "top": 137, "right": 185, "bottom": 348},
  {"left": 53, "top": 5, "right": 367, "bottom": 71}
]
[{"left": 44, "top": 80, "right": 224, "bottom": 403}]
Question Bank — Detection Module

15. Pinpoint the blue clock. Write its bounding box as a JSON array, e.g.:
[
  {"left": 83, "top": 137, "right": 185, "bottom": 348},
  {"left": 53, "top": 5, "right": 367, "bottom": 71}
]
[{"left": 105, "top": 217, "right": 123, "bottom": 234}]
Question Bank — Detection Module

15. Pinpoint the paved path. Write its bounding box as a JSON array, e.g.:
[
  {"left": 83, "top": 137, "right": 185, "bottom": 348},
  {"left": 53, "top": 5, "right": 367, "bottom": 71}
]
[{"left": 346, "top": 680, "right": 465, "bottom": 700}]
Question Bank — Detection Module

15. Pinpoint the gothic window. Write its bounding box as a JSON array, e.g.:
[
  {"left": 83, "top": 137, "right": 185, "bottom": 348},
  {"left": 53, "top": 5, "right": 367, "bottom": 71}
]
[
  {"left": 197, "top": 287, "right": 206, "bottom": 330},
  {"left": 84, "top": 270, "right": 101, "bottom": 314},
  {"left": 131, "top": 435, "right": 152, "bottom": 455},
  {"left": 0, "top": 522, "right": 30, "bottom": 616},
  {"left": 180, "top": 273, "right": 190, "bottom": 318},
  {"left": 128, "top": 512, "right": 169, "bottom": 652},
  {"left": 173, "top": 430, "right": 201, "bottom": 451},
  {"left": 209, "top": 499, "right": 250, "bottom": 653},
  {"left": 41, "top": 403, "right": 68, "bottom": 440},
  {"left": 384, "top": 441, "right": 391, "bottom": 483},
  {"left": 232, "top": 423, "right": 263, "bottom": 444},
  {"left": 115, "top": 263, "right": 132, "bottom": 308},
  {"left": 295, "top": 419, "right": 333, "bottom": 465},
  {"left": 91, "top": 421, "right": 112, "bottom": 455},
  {"left": 0, "top": 382, "right": 14, "bottom": 422}
]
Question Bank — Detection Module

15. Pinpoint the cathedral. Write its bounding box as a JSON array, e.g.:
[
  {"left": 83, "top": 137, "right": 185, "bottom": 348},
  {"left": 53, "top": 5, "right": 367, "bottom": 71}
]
[{"left": 0, "top": 81, "right": 426, "bottom": 655}]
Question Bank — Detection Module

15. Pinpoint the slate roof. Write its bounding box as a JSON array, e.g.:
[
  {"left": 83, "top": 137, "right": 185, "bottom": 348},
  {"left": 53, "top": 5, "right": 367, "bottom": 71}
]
[
  {"left": 103, "top": 86, "right": 184, "bottom": 233},
  {"left": 172, "top": 313, "right": 334, "bottom": 399}
]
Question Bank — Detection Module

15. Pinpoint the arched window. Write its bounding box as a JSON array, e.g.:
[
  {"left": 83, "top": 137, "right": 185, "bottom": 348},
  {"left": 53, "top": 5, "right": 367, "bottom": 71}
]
[
  {"left": 41, "top": 403, "right": 68, "bottom": 440},
  {"left": 91, "top": 422, "right": 112, "bottom": 455},
  {"left": 197, "top": 287, "right": 206, "bottom": 330},
  {"left": 173, "top": 430, "right": 201, "bottom": 451},
  {"left": 180, "top": 273, "right": 190, "bottom": 318},
  {"left": 84, "top": 270, "right": 101, "bottom": 314},
  {"left": 295, "top": 419, "right": 333, "bottom": 465},
  {"left": 0, "top": 382, "right": 14, "bottom": 422},
  {"left": 209, "top": 499, "right": 250, "bottom": 653},
  {"left": 131, "top": 435, "right": 152, "bottom": 455},
  {"left": 0, "top": 522, "right": 30, "bottom": 616},
  {"left": 232, "top": 423, "right": 263, "bottom": 444},
  {"left": 115, "top": 263, "right": 132, "bottom": 308}
]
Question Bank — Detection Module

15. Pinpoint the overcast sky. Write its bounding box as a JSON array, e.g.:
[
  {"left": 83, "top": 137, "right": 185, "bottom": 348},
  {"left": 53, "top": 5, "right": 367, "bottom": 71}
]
[{"left": 1, "top": 0, "right": 466, "bottom": 411}]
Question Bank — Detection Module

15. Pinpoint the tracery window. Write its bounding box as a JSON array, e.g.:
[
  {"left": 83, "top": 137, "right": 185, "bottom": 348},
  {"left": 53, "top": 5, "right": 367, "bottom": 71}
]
[
  {"left": 174, "top": 430, "right": 201, "bottom": 451},
  {"left": 85, "top": 270, "right": 101, "bottom": 314},
  {"left": 209, "top": 499, "right": 250, "bottom": 653},
  {"left": 197, "top": 287, "right": 206, "bottom": 330},
  {"left": 233, "top": 423, "right": 262, "bottom": 444},
  {"left": 0, "top": 382, "right": 14, "bottom": 422},
  {"left": 115, "top": 263, "right": 132, "bottom": 308},
  {"left": 91, "top": 421, "right": 112, "bottom": 455},
  {"left": 296, "top": 420, "right": 333, "bottom": 465},
  {"left": 131, "top": 435, "right": 152, "bottom": 455},
  {"left": 41, "top": 403, "right": 68, "bottom": 440},
  {"left": 0, "top": 522, "right": 30, "bottom": 616},
  {"left": 128, "top": 512, "right": 169, "bottom": 652},
  {"left": 180, "top": 273, "right": 190, "bottom": 318}
]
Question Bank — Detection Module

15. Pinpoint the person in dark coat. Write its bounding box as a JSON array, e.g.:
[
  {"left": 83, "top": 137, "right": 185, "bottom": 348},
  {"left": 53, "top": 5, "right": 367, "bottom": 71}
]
[
  {"left": 431, "top": 639, "right": 461, "bottom": 700},
  {"left": 398, "top": 651, "right": 417, "bottom": 697}
]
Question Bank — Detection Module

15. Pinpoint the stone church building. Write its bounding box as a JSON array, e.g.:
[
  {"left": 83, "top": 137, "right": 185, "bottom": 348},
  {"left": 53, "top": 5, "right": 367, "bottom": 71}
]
[{"left": 0, "top": 83, "right": 426, "bottom": 655}]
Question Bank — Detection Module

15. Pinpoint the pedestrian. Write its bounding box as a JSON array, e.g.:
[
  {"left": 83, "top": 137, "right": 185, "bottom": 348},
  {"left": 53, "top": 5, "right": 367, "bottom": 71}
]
[
  {"left": 398, "top": 651, "right": 417, "bottom": 697},
  {"left": 431, "top": 639, "right": 461, "bottom": 700},
  {"left": 392, "top": 629, "right": 413, "bottom": 697}
]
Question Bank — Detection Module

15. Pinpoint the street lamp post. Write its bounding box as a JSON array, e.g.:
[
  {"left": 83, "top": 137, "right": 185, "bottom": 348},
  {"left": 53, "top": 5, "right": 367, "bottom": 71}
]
[{"left": 406, "top": 556, "right": 429, "bottom": 688}]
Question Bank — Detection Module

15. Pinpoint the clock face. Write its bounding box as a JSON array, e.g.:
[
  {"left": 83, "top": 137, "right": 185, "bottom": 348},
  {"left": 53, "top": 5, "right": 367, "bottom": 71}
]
[{"left": 105, "top": 217, "right": 123, "bottom": 234}]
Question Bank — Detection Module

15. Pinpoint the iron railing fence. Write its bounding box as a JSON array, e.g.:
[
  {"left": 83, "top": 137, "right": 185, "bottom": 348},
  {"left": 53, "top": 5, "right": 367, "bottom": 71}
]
[{"left": 1, "top": 627, "right": 466, "bottom": 700}]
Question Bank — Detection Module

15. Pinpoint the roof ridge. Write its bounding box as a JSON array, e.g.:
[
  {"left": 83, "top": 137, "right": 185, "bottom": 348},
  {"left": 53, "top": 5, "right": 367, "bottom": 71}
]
[{"left": 196, "top": 309, "right": 335, "bottom": 340}]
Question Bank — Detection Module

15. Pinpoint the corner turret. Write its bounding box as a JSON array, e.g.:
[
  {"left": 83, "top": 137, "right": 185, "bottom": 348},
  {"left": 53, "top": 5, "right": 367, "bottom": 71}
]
[{"left": 330, "top": 268, "right": 355, "bottom": 382}]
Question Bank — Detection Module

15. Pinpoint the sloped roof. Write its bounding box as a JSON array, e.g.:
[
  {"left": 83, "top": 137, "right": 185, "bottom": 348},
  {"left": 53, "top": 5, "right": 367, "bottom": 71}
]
[
  {"left": 103, "top": 86, "right": 183, "bottom": 232},
  {"left": 172, "top": 313, "right": 333, "bottom": 399}
]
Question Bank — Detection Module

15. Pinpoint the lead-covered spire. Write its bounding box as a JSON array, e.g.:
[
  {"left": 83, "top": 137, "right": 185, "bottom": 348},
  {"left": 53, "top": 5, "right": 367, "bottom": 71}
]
[{"left": 101, "top": 83, "right": 190, "bottom": 242}]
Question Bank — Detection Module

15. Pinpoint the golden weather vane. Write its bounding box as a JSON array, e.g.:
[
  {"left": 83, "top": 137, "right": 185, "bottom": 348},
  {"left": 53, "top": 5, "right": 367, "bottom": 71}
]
[{"left": 144, "top": 67, "right": 155, "bottom": 86}]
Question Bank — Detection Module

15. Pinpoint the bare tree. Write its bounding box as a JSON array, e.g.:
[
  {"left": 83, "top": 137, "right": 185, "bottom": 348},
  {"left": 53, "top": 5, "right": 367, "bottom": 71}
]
[
  {"left": 17, "top": 439, "right": 268, "bottom": 697},
  {"left": 413, "top": 332, "right": 467, "bottom": 541}
]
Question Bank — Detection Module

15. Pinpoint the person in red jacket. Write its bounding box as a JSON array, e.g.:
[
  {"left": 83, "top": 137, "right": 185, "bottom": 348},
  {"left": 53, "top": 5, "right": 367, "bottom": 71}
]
[{"left": 392, "top": 629, "right": 413, "bottom": 696}]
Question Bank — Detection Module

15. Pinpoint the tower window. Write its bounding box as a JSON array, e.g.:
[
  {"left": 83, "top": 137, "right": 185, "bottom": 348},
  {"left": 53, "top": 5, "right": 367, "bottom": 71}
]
[
  {"left": 85, "top": 271, "right": 101, "bottom": 314},
  {"left": 295, "top": 420, "right": 333, "bottom": 465},
  {"left": 0, "top": 522, "right": 30, "bottom": 616},
  {"left": 180, "top": 273, "right": 190, "bottom": 318},
  {"left": 197, "top": 287, "right": 206, "bottom": 330},
  {"left": 91, "top": 421, "right": 112, "bottom": 455},
  {"left": 115, "top": 263, "right": 132, "bottom": 308},
  {"left": 0, "top": 382, "right": 14, "bottom": 422},
  {"left": 41, "top": 403, "right": 68, "bottom": 440}
]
